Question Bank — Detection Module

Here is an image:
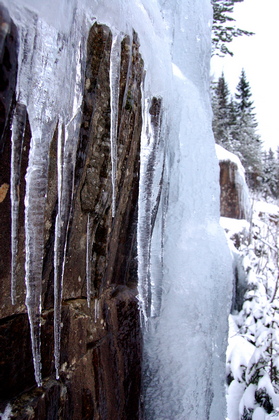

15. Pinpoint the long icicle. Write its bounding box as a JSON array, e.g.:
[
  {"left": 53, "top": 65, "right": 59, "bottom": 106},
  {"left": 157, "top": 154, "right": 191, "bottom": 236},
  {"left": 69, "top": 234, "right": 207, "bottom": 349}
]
[
  {"left": 137, "top": 98, "right": 153, "bottom": 321},
  {"left": 10, "top": 103, "right": 27, "bottom": 305},
  {"left": 137, "top": 97, "right": 164, "bottom": 320},
  {"left": 109, "top": 31, "right": 122, "bottom": 217},
  {"left": 54, "top": 120, "right": 64, "bottom": 380},
  {"left": 25, "top": 124, "right": 52, "bottom": 387},
  {"left": 86, "top": 213, "right": 93, "bottom": 308},
  {"left": 54, "top": 112, "right": 81, "bottom": 379}
]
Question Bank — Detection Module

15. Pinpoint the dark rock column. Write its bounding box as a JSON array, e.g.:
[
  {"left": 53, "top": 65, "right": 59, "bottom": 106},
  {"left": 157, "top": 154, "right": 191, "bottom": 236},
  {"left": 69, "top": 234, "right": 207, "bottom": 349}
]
[{"left": 219, "top": 160, "right": 247, "bottom": 219}]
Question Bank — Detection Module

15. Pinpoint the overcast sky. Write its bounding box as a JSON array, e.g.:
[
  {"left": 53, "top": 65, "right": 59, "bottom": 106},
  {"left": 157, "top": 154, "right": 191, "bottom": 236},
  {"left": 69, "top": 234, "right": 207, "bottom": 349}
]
[{"left": 210, "top": 0, "right": 279, "bottom": 151}]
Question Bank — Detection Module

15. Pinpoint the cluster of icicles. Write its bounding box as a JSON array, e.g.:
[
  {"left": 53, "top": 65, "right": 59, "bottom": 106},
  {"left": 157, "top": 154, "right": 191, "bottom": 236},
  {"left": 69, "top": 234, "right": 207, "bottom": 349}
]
[{"left": 10, "top": 28, "right": 160, "bottom": 387}]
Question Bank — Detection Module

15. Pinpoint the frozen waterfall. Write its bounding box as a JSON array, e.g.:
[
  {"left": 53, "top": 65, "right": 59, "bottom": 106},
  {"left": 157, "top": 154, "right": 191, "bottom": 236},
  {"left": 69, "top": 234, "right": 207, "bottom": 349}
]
[{"left": 3, "top": 0, "right": 232, "bottom": 418}]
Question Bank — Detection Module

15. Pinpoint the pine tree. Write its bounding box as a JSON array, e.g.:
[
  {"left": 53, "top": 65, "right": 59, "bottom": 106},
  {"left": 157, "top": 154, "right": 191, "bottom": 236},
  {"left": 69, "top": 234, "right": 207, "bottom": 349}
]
[
  {"left": 233, "top": 69, "right": 262, "bottom": 188},
  {"left": 262, "top": 149, "right": 279, "bottom": 199},
  {"left": 211, "top": 0, "right": 254, "bottom": 57},
  {"left": 212, "top": 72, "right": 232, "bottom": 148}
]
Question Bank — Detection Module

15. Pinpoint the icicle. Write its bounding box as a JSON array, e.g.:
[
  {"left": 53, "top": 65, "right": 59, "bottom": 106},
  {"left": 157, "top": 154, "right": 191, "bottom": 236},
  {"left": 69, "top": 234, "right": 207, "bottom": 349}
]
[
  {"left": 25, "top": 124, "right": 53, "bottom": 387},
  {"left": 86, "top": 213, "right": 93, "bottom": 308},
  {"left": 137, "top": 96, "right": 164, "bottom": 320},
  {"left": 94, "top": 298, "right": 100, "bottom": 323},
  {"left": 54, "top": 112, "right": 81, "bottom": 380},
  {"left": 109, "top": 31, "right": 122, "bottom": 218},
  {"left": 53, "top": 120, "right": 64, "bottom": 380},
  {"left": 137, "top": 98, "right": 154, "bottom": 321},
  {"left": 10, "top": 103, "right": 27, "bottom": 304},
  {"left": 53, "top": 34, "right": 83, "bottom": 381}
]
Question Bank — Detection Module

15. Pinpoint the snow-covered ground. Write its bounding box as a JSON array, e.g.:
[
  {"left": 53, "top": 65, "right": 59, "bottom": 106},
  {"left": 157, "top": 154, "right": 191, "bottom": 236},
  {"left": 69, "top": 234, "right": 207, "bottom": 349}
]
[{"left": 222, "top": 198, "right": 279, "bottom": 419}]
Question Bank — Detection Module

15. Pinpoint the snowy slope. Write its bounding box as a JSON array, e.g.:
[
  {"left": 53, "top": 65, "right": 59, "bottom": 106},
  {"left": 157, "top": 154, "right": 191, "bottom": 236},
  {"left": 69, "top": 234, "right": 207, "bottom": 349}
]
[{"left": 223, "top": 200, "right": 279, "bottom": 419}]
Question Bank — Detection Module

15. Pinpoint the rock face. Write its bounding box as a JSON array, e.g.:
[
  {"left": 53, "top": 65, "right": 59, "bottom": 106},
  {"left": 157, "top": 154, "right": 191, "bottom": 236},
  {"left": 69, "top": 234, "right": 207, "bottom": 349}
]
[
  {"left": 0, "top": 6, "right": 144, "bottom": 419},
  {"left": 216, "top": 145, "right": 250, "bottom": 220}
]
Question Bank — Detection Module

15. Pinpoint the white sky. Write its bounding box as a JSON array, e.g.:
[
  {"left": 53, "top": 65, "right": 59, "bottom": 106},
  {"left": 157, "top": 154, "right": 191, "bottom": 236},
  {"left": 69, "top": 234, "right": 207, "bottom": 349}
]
[{"left": 210, "top": 0, "right": 279, "bottom": 151}]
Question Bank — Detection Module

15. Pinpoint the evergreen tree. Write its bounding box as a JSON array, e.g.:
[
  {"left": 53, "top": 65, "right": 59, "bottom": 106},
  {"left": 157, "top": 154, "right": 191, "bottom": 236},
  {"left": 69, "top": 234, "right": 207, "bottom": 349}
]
[
  {"left": 235, "top": 69, "right": 256, "bottom": 114},
  {"left": 211, "top": 0, "right": 254, "bottom": 57},
  {"left": 211, "top": 69, "right": 263, "bottom": 190},
  {"left": 262, "top": 149, "right": 279, "bottom": 199},
  {"left": 233, "top": 69, "right": 263, "bottom": 188},
  {"left": 227, "top": 96, "right": 240, "bottom": 152},
  {"left": 212, "top": 72, "right": 231, "bottom": 148}
]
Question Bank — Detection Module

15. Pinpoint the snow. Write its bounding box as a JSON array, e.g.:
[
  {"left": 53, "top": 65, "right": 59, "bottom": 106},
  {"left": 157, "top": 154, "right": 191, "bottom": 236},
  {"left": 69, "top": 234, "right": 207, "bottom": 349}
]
[
  {"left": 253, "top": 199, "right": 279, "bottom": 218},
  {"left": 227, "top": 380, "right": 246, "bottom": 420},
  {"left": 4, "top": 0, "right": 233, "bottom": 416},
  {"left": 216, "top": 143, "right": 246, "bottom": 175},
  {"left": 224, "top": 197, "right": 279, "bottom": 419},
  {"left": 253, "top": 407, "right": 267, "bottom": 420},
  {"left": 220, "top": 216, "right": 250, "bottom": 238}
]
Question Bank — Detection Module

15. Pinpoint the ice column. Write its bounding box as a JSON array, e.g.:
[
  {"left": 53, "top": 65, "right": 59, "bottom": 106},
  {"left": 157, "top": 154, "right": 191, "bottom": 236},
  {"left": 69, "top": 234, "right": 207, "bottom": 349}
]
[
  {"left": 137, "top": 97, "right": 165, "bottom": 320},
  {"left": 109, "top": 31, "right": 122, "bottom": 217},
  {"left": 94, "top": 298, "right": 100, "bottom": 323},
  {"left": 10, "top": 103, "right": 27, "bottom": 304},
  {"left": 54, "top": 113, "right": 81, "bottom": 379},
  {"left": 25, "top": 122, "right": 54, "bottom": 387},
  {"left": 53, "top": 120, "right": 66, "bottom": 380},
  {"left": 86, "top": 213, "right": 93, "bottom": 308},
  {"left": 53, "top": 35, "right": 83, "bottom": 378}
]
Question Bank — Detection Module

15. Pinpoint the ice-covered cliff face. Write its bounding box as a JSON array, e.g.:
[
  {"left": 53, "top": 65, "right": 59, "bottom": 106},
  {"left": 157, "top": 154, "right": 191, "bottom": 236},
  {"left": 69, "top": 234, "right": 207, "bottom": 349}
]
[{"left": 1, "top": 0, "right": 232, "bottom": 418}]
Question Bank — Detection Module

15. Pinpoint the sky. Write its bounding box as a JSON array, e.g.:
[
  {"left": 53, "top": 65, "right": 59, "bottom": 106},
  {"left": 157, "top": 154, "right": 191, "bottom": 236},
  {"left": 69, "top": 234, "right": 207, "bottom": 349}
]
[{"left": 210, "top": 0, "right": 279, "bottom": 151}]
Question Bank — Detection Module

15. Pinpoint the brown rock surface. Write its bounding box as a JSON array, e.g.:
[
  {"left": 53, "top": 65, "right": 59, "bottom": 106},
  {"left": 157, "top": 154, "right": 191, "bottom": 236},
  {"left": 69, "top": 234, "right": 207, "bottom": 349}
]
[
  {"left": 219, "top": 160, "right": 248, "bottom": 220},
  {"left": 0, "top": 10, "right": 143, "bottom": 419}
]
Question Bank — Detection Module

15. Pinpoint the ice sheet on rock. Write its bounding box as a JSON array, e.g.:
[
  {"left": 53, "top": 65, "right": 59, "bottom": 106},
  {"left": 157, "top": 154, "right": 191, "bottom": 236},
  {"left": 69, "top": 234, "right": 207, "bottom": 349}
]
[
  {"left": 10, "top": 103, "right": 27, "bottom": 304},
  {"left": 142, "top": 1, "right": 232, "bottom": 419}
]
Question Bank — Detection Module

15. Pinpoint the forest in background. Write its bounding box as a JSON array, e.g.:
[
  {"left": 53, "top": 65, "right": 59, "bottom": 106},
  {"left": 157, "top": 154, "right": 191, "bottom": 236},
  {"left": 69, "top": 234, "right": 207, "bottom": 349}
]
[{"left": 211, "top": 2, "right": 279, "bottom": 418}]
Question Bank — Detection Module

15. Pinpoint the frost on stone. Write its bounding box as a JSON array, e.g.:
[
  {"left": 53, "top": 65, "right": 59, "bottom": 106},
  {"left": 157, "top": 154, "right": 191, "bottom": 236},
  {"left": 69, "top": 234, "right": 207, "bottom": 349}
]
[{"left": 10, "top": 102, "right": 27, "bottom": 304}]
